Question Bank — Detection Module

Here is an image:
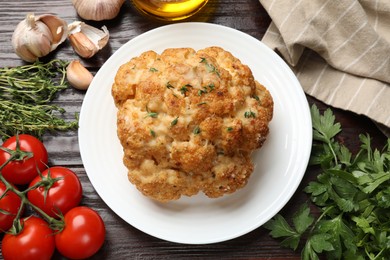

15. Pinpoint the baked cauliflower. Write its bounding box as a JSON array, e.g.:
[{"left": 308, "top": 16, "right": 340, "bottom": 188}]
[{"left": 112, "top": 46, "right": 273, "bottom": 202}]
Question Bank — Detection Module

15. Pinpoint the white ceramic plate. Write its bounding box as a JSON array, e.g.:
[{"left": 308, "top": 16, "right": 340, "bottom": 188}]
[{"left": 78, "top": 22, "right": 312, "bottom": 245}]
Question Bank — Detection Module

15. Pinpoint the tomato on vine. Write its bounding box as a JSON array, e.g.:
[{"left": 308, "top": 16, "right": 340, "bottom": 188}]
[
  {"left": 27, "top": 166, "right": 82, "bottom": 218},
  {"left": 0, "top": 181, "right": 22, "bottom": 232},
  {"left": 0, "top": 135, "right": 105, "bottom": 259},
  {"left": 1, "top": 216, "right": 55, "bottom": 260},
  {"left": 55, "top": 206, "right": 106, "bottom": 259},
  {"left": 0, "top": 134, "right": 48, "bottom": 185}
]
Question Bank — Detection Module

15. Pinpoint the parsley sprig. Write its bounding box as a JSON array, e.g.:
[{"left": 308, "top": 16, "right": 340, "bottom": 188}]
[{"left": 264, "top": 104, "right": 390, "bottom": 260}]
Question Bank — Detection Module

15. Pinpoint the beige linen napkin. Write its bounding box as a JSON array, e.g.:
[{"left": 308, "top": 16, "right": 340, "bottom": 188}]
[{"left": 259, "top": 0, "right": 390, "bottom": 133}]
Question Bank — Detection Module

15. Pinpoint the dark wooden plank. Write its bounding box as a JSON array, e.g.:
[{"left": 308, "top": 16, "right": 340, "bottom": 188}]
[
  {"left": 0, "top": 0, "right": 270, "bottom": 67},
  {"left": 0, "top": 0, "right": 387, "bottom": 259}
]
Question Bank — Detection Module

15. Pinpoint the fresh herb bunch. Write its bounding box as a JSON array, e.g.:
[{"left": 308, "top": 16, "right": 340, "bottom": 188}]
[
  {"left": 264, "top": 104, "right": 390, "bottom": 260},
  {"left": 0, "top": 60, "right": 78, "bottom": 140}
]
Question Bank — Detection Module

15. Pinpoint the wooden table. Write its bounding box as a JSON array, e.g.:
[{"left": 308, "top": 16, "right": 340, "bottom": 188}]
[{"left": 0, "top": 0, "right": 387, "bottom": 259}]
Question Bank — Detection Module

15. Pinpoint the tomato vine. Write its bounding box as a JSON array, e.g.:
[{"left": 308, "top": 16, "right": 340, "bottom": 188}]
[{"left": 0, "top": 134, "right": 105, "bottom": 259}]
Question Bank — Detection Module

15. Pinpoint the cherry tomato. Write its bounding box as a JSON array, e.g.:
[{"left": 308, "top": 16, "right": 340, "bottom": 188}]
[
  {"left": 55, "top": 206, "right": 105, "bottom": 259},
  {"left": 1, "top": 216, "right": 55, "bottom": 260},
  {"left": 27, "top": 166, "right": 82, "bottom": 218},
  {"left": 0, "top": 181, "right": 22, "bottom": 232},
  {"left": 0, "top": 134, "right": 48, "bottom": 185}
]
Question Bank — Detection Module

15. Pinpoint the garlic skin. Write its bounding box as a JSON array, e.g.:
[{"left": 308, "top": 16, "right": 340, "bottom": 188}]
[
  {"left": 12, "top": 13, "right": 68, "bottom": 62},
  {"left": 72, "top": 0, "right": 125, "bottom": 21},
  {"left": 67, "top": 60, "right": 94, "bottom": 90},
  {"left": 68, "top": 21, "right": 109, "bottom": 58}
]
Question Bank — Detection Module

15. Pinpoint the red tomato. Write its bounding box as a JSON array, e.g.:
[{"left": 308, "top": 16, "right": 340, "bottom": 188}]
[
  {"left": 0, "top": 134, "right": 48, "bottom": 185},
  {"left": 27, "top": 166, "right": 82, "bottom": 218},
  {"left": 0, "top": 181, "right": 22, "bottom": 232},
  {"left": 1, "top": 216, "right": 55, "bottom": 260},
  {"left": 55, "top": 206, "right": 105, "bottom": 259}
]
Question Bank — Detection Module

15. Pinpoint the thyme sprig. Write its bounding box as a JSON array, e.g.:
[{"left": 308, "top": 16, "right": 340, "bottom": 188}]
[{"left": 0, "top": 60, "right": 78, "bottom": 140}]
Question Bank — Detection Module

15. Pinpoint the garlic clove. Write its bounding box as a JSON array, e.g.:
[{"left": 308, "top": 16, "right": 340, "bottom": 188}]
[
  {"left": 68, "top": 32, "right": 98, "bottom": 59},
  {"left": 72, "top": 0, "right": 125, "bottom": 21},
  {"left": 22, "top": 19, "right": 53, "bottom": 58},
  {"left": 12, "top": 13, "right": 68, "bottom": 62},
  {"left": 68, "top": 21, "right": 109, "bottom": 58},
  {"left": 66, "top": 60, "right": 94, "bottom": 90},
  {"left": 13, "top": 44, "right": 37, "bottom": 63},
  {"left": 38, "top": 14, "right": 68, "bottom": 50}
]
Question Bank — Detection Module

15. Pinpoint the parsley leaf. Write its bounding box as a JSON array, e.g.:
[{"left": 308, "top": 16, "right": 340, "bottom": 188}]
[
  {"left": 264, "top": 203, "right": 314, "bottom": 250},
  {"left": 311, "top": 105, "right": 341, "bottom": 143},
  {"left": 263, "top": 214, "right": 301, "bottom": 250},
  {"left": 293, "top": 203, "right": 315, "bottom": 234},
  {"left": 311, "top": 105, "right": 342, "bottom": 165},
  {"left": 316, "top": 215, "right": 357, "bottom": 259},
  {"left": 265, "top": 104, "right": 390, "bottom": 259},
  {"left": 302, "top": 233, "right": 334, "bottom": 260}
]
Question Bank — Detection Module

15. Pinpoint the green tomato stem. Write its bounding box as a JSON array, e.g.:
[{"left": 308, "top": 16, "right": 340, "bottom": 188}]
[{"left": 0, "top": 146, "right": 64, "bottom": 232}]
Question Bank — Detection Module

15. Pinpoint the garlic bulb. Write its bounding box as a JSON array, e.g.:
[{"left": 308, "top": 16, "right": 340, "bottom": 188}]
[
  {"left": 68, "top": 21, "right": 109, "bottom": 58},
  {"left": 72, "top": 0, "right": 125, "bottom": 21},
  {"left": 67, "top": 60, "right": 94, "bottom": 90},
  {"left": 12, "top": 13, "right": 68, "bottom": 62}
]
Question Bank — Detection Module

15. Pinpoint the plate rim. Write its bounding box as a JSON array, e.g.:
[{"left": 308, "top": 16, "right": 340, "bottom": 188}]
[{"left": 78, "top": 22, "right": 312, "bottom": 244}]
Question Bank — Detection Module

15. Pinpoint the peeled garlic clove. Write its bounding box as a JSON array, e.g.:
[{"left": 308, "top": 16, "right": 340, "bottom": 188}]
[
  {"left": 68, "top": 21, "right": 109, "bottom": 58},
  {"left": 69, "top": 32, "right": 98, "bottom": 59},
  {"left": 39, "top": 14, "right": 69, "bottom": 50},
  {"left": 66, "top": 60, "right": 94, "bottom": 90},
  {"left": 72, "top": 0, "right": 125, "bottom": 21},
  {"left": 12, "top": 13, "right": 68, "bottom": 62}
]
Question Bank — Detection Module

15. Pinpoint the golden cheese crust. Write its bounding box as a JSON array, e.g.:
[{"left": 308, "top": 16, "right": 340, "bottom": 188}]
[{"left": 112, "top": 47, "right": 273, "bottom": 202}]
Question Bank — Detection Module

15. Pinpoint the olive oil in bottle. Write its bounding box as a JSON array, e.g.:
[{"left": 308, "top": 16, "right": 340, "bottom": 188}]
[{"left": 131, "top": 0, "right": 209, "bottom": 21}]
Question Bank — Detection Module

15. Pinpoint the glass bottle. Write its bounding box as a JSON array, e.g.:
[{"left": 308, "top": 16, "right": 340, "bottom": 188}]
[{"left": 131, "top": 0, "right": 209, "bottom": 21}]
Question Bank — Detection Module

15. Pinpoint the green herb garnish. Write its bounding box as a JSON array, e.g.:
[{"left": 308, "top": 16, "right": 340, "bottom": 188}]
[
  {"left": 198, "top": 89, "right": 207, "bottom": 96},
  {"left": 170, "top": 117, "right": 178, "bottom": 127},
  {"left": 198, "top": 83, "right": 215, "bottom": 96},
  {"left": 0, "top": 59, "right": 78, "bottom": 140},
  {"left": 244, "top": 110, "right": 256, "bottom": 118},
  {"left": 180, "top": 84, "right": 192, "bottom": 96},
  {"left": 207, "top": 83, "right": 215, "bottom": 91},
  {"left": 264, "top": 104, "right": 390, "bottom": 260},
  {"left": 144, "top": 106, "right": 158, "bottom": 118},
  {"left": 166, "top": 82, "right": 174, "bottom": 89},
  {"left": 200, "top": 58, "right": 220, "bottom": 77},
  {"left": 251, "top": 94, "right": 260, "bottom": 102},
  {"left": 145, "top": 112, "right": 158, "bottom": 118},
  {"left": 149, "top": 67, "right": 158, "bottom": 72},
  {"left": 193, "top": 126, "right": 201, "bottom": 135}
]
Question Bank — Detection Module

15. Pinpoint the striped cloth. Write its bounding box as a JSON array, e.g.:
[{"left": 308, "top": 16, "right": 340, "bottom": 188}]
[{"left": 259, "top": 0, "right": 390, "bottom": 134}]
